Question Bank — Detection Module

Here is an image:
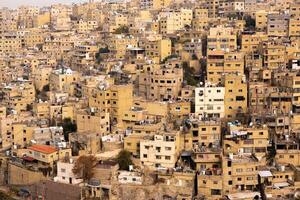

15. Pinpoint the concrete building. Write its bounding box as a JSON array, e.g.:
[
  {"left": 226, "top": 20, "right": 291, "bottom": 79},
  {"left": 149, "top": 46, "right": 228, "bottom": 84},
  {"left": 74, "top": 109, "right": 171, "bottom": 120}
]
[
  {"left": 195, "top": 83, "right": 225, "bottom": 119},
  {"left": 54, "top": 158, "right": 83, "bottom": 185},
  {"left": 140, "top": 133, "right": 179, "bottom": 168},
  {"left": 138, "top": 61, "right": 183, "bottom": 101}
]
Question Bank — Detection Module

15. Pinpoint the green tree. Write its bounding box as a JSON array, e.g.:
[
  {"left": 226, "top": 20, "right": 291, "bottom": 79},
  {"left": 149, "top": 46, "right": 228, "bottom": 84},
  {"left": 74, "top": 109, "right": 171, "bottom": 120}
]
[
  {"left": 244, "top": 15, "right": 256, "bottom": 30},
  {"left": 95, "top": 47, "right": 110, "bottom": 64},
  {"left": 42, "top": 84, "right": 50, "bottom": 92},
  {"left": 116, "top": 150, "right": 133, "bottom": 170},
  {"left": 115, "top": 25, "right": 129, "bottom": 34},
  {"left": 0, "top": 191, "right": 16, "bottom": 200},
  {"left": 160, "top": 54, "right": 178, "bottom": 64},
  {"left": 72, "top": 155, "right": 97, "bottom": 182},
  {"left": 182, "top": 61, "right": 198, "bottom": 86},
  {"left": 62, "top": 118, "right": 77, "bottom": 141},
  {"left": 191, "top": 54, "right": 198, "bottom": 60},
  {"left": 267, "top": 140, "right": 276, "bottom": 164}
]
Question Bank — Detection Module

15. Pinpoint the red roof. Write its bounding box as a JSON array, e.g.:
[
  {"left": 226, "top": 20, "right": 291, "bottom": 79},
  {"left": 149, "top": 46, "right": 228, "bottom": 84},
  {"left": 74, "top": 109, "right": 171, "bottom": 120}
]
[
  {"left": 28, "top": 145, "right": 57, "bottom": 154},
  {"left": 22, "top": 156, "right": 35, "bottom": 162}
]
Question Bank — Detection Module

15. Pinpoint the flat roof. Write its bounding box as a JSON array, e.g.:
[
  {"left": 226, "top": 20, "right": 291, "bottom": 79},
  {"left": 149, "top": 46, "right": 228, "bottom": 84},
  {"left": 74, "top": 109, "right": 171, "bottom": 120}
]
[
  {"left": 259, "top": 170, "right": 273, "bottom": 177},
  {"left": 273, "top": 182, "right": 289, "bottom": 188}
]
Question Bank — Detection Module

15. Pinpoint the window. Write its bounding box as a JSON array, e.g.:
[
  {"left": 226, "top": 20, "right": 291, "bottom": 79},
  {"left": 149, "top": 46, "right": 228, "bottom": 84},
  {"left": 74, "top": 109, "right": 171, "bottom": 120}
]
[
  {"left": 143, "top": 154, "right": 147, "bottom": 158},
  {"left": 236, "top": 96, "right": 245, "bottom": 101},
  {"left": 165, "top": 147, "right": 172, "bottom": 151},
  {"left": 193, "top": 130, "right": 199, "bottom": 137},
  {"left": 236, "top": 168, "right": 243, "bottom": 173},
  {"left": 246, "top": 168, "right": 253, "bottom": 172},
  {"left": 211, "top": 189, "right": 221, "bottom": 195},
  {"left": 61, "top": 168, "right": 66, "bottom": 173},
  {"left": 165, "top": 156, "right": 171, "bottom": 160},
  {"left": 228, "top": 161, "right": 232, "bottom": 167}
]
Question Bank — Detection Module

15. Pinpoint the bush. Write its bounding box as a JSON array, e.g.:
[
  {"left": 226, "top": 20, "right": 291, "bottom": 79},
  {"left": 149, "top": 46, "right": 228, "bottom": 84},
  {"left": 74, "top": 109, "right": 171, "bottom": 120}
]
[
  {"left": 116, "top": 150, "right": 133, "bottom": 170},
  {"left": 62, "top": 118, "right": 77, "bottom": 141},
  {"left": 0, "top": 190, "right": 16, "bottom": 200},
  {"left": 183, "top": 61, "right": 198, "bottom": 86},
  {"left": 244, "top": 15, "right": 256, "bottom": 30},
  {"left": 115, "top": 26, "right": 129, "bottom": 34}
]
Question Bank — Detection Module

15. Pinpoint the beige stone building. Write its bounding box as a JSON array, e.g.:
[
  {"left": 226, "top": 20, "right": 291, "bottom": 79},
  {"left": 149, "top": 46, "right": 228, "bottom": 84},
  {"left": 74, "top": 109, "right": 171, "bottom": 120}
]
[
  {"left": 138, "top": 61, "right": 183, "bottom": 101},
  {"left": 76, "top": 108, "right": 110, "bottom": 134},
  {"left": 140, "top": 133, "right": 180, "bottom": 169}
]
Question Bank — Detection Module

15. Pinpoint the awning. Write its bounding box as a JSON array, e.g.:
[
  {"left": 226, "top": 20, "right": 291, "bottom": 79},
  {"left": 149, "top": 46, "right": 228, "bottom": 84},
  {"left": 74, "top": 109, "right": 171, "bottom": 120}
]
[
  {"left": 181, "top": 151, "right": 192, "bottom": 157},
  {"left": 273, "top": 182, "right": 289, "bottom": 188},
  {"left": 22, "top": 156, "right": 35, "bottom": 162},
  {"left": 258, "top": 170, "right": 273, "bottom": 177}
]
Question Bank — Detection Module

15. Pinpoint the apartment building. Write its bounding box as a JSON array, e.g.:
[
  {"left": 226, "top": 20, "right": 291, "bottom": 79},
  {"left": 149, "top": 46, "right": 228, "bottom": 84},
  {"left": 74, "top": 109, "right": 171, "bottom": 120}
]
[
  {"left": 289, "top": 3, "right": 300, "bottom": 39},
  {"left": 183, "top": 119, "right": 222, "bottom": 151},
  {"left": 144, "top": 38, "right": 172, "bottom": 61},
  {"left": 1, "top": 80, "right": 36, "bottom": 113},
  {"left": 255, "top": 10, "right": 268, "bottom": 31},
  {"left": 222, "top": 154, "right": 263, "bottom": 195},
  {"left": 195, "top": 83, "right": 225, "bottom": 119},
  {"left": 55, "top": 158, "right": 83, "bottom": 185},
  {"left": 104, "top": 13, "right": 128, "bottom": 32},
  {"left": 88, "top": 83, "right": 133, "bottom": 128},
  {"left": 34, "top": 66, "right": 53, "bottom": 91},
  {"left": 206, "top": 50, "right": 244, "bottom": 84},
  {"left": 192, "top": 8, "right": 209, "bottom": 31},
  {"left": 27, "top": 144, "right": 71, "bottom": 166},
  {"left": 222, "top": 74, "right": 247, "bottom": 120},
  {"left": 108, "top": 35, "right": 138, "bottom": 59},
  {"left": 224, "top": 122, "right": 269, "bottom": 157},
  {"left": 159, "top": 9, "right": 193, "bottom": 34},
  {"left": 76, "top": 108, "right": 110, "bottom": 134},
  {"left": 140, "top": 133, "right": 179, "bottom": 168},
  {"left": 49, "top": 67, "right": 80, "bottom": 94},
  {"left": 138, "top": 61, "right": 183, "bottom": 101},
  {"left": 33, "top": 126, "right": 66, "bottom": 148},
  {"left": 71, "top": 43, "right": 98, "bottom": 72},
  {"left": 267, "top": 13, "right": 289, "bottom": 37},
  {"left": 240, "top": 32, "right": 268, "bottom": 54},
  {"left": 0, "top": 34, "right": 22, "bottom": 55},
  {"left": 207, "top": 26, "right": 237, "bottom": 52},
  {"left": 260, "top": 40, "right": 286, "bottom": 70},
  {"left": 140, "top": 0, "right": 172, "bottom": 10}
]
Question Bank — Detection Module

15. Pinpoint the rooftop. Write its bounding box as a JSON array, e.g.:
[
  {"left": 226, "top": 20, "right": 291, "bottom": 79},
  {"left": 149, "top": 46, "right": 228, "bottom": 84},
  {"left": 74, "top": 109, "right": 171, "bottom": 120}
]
[{"left": 28, "top": 144, "right": 57, "bottom": 154}]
